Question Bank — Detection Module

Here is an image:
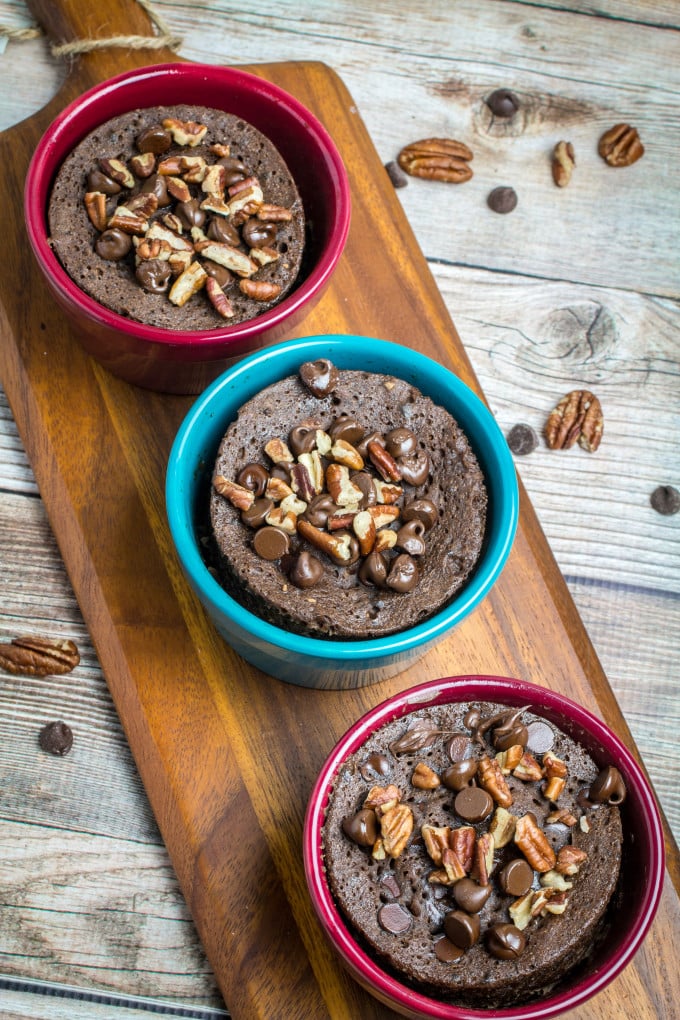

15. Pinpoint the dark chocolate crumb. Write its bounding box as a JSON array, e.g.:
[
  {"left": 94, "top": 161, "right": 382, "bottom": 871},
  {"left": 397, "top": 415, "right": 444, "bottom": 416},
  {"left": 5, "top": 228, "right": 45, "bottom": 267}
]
[
  {"left": 385, "top": 160, "right": 408, "bottom": 189},
  {"left": 486, "top": 89, "right": 520, "bottom": 118},
  {"left": 507, "top": 423, "right": 538, "bottom": 456},
  {"left": 38, "top": 720, "right": 73, "bottom": 756},
  {"left": 650, "top": 485, "right": 680, "bottom": 516}
]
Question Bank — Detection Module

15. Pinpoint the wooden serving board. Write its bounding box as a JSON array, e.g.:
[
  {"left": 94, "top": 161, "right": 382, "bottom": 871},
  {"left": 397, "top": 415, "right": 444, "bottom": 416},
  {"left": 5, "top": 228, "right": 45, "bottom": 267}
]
[{"left": 1, "top": 2, "right": 678, "bottom": 1017}]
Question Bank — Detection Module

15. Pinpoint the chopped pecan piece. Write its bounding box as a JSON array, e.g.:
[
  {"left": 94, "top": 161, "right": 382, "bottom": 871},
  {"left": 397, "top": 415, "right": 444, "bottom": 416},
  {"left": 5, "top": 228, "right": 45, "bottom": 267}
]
[
  {"left": 213, "top": 476, "right": 255, "bottom": 511},
  {"left": 555, "top": 845, "right": 587, "bottom": 876},
  {"left": 514, "top": 813, "right": 556, "bottom": 873},
  {"left": 411, "top": 762, "right": 441, "bottom": 790},
  {"left": 478, "top": 754, "right": 513, "bottom": 808}
]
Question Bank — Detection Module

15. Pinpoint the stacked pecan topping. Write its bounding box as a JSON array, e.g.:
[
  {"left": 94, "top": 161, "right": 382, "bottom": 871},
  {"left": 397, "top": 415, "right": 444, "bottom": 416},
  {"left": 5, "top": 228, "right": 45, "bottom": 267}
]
[
  {"left": 340, "top": 705, "right": 626, "bottom": 962},
  {"left": 212, "top": 359, "right": 438, "bottom": 593},
  {"left": 83, "top": 116, "right": 293, "bottom": 316}
]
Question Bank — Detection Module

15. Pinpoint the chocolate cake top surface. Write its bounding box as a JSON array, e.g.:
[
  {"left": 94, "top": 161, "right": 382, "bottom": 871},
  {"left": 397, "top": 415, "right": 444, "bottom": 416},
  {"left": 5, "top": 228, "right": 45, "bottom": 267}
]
[
  {"left": 322, "top": 701, "right": 624, "bottom": 1009},
  {"left": 48, "top": 105, "right": 305, "bottom": 330},
  {"left": 209, "top": 366, "right": 488, "bottom": 639}
]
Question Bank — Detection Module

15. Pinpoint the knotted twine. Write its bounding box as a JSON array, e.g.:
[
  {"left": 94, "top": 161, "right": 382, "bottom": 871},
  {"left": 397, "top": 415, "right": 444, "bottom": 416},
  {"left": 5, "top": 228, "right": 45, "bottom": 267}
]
[{"left": 0, "top": 0, "right": 182, "bottom": 56}]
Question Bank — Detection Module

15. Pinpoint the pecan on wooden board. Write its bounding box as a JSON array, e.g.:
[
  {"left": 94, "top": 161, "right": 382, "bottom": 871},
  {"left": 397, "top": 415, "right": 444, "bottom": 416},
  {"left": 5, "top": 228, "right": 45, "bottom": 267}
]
[
  {"left": 598, "top": 124, "right": 644, "bottom": 167},
  {"left": 397, "top": 138, "right": 473, "bottom": 183},
  {"left": 545, "top": 390, "right": 603, "bottom": 452},
  {"left": 0, "top": 635, "right": 80, "bottom": 677},
  {"left": 552, "top": 140, "right": 576, "bottom": 187}
]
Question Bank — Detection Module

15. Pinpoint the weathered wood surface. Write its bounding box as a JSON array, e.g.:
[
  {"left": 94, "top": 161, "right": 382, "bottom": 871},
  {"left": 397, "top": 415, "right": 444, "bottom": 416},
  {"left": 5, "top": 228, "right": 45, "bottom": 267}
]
[{"left": 0, "top": 0, "right": 678, "bottom": 1018}]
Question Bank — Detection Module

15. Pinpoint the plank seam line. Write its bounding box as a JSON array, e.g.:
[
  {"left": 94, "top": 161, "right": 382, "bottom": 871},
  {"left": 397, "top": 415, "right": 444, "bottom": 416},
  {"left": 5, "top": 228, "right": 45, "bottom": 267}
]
[
  {"left": 564, "top": 572, "right": 680, "bottom": 603},
  {"left": 0, "top": 975, "right": 229, "bottom": 1018}
]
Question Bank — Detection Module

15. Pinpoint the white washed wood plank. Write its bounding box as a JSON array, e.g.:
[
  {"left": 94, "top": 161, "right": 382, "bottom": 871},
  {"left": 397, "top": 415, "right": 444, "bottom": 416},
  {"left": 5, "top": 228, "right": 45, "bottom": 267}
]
[
  {"left": 0, "top": 979, "right": 228, "bottom": 1018},
  {"left": 0, "top": 822, "right": 224, "bottom": 1008}
]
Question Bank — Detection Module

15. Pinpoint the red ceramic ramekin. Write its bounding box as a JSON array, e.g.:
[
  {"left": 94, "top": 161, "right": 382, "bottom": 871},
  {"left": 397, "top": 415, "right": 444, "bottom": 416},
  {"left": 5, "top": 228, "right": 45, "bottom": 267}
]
[
  {"left": 24, "top": 62, "right": 351, "bottom": 393},
  {"left": 303, "top": 675, "right": 665, "bottom": 1019}
]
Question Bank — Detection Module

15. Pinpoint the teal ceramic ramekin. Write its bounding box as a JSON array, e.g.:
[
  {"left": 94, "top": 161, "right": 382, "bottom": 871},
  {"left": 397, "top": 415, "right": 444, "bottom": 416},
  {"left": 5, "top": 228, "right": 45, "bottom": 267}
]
[{"left": 165, "top": 335, "right": 519, "bottom": 688}]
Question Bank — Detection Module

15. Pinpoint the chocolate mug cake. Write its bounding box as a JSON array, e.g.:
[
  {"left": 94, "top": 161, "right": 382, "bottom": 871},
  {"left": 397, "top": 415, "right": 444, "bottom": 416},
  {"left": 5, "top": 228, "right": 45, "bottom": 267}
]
[
  {"left": 322, "top": 701, "right": 625, "bottom": 1008},
  {"left": 48, "top": 105, "right": 306, "bottom": 329},
  {"left": 208, "top": 359, "right": 488, "bottom": 639}
]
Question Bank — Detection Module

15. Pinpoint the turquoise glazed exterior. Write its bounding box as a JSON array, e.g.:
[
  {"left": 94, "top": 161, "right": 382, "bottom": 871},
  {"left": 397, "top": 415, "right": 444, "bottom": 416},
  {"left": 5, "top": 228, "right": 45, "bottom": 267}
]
[{"left": 165, "top": 336, "right": 519, "bottom": 687}]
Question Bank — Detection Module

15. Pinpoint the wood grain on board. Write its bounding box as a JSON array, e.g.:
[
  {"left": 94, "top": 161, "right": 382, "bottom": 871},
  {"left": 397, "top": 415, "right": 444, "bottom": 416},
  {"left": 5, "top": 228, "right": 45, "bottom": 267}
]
[{"left": 0, "top": 0, "right": 678, "bottom": 1017}]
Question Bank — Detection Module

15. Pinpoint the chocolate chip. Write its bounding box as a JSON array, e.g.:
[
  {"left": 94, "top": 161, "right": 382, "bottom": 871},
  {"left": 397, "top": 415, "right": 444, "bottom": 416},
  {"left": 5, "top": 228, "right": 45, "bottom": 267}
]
[
  {"left": 395, "top": 520, "right": 427, "bottom": 557},
  {"left": 498, "top": 858, "right": 533, "bottom": 897},
  {"left": 486, "top": 89, "right": 520, "bottom": 118},
  {"left": 253, "top": 526, "right": 290, "bottom": 561},
  {"left": 207, "top": 216, "right": 241, "bottom": 247},
  {"left": 526, "top": 719, "right": 555, "bottom": 755},
  {"left": 87, "top": 169, "right": 121, "bottom": 195},
  {"left": 95, "top": 228, "right": 132, "bottom": 261},
  {"left": 288, "top": 425, "right": 317, "bottom": 457},
  {"left": 589, "top": 765, "right": 627, "bottom": 805},
  {"left": 135, "top": 259, "right": 172, "bottom": 294},
  {"left": 242, "top": 218, "right": 277, "bottom": 248},
  {"left": 175, "top": 198, "right": 206, "bottom": 230},
  {"left": 38, "top": 720, "right": 73, "bottom": 756},
  {"left": 360, "top": 752, "right": 391, "bottom": 781},
  {"left": 136, "top": 125, "right": 172, "bottom": 154},
  {"left": 289, "top": 551, "right": 324, "bottom": 589},
  {"left": 217, "top": 155, "right": 248, "bottom": 188},
  {"left": 492, "top": 710, "right": 529, "bottom": 751},
  {"left": 486, "top": 923, "right": 526, "bottom": 959},
  {"left": 444, "top": 909, "right": 480, "bottom": 949},
  {"left": 650, "top": 484, "right": 680, "bottom": 516},
  {"left": 236, "top": 463, "right": 269, "bottom": 497},
  {"left": 350, "top": 472, "right": 377, "bottom": 508},
  {"left": 385, "top": 427, "right": 417, "bottom": 458},
  {"left": 299, "top": 359, "right": 339, "bottom": 398},
  {"left": 454, "top": 785, "right": 493, "bottom": 823},
  {"left": 342, "top": 808, "right": 379, "bottom": 847},
  {"left": 396, "top": 450, "right": 430, "bottom": 486},
  {"left": 402, "top": 498, "right": 438, "bottom": 531},
  {"left": 453, "top": 878, "right": 491, "bottom": 914},
  {"left": 487, "top": 186, "right": 518, "bottom": 214},
  {"left": 329, "top": 416, "right": 365, "bottom": 446},
  {"left": 203, "top": 260, "right": 233, "bottom": 288},
  {"left": 378, "top": 902, "right": 412, "bottom": 935},
  {"left": 241, "top": 497, "right": 274, "bottom": 529},
  {"left": 386, "top": 554, "right": 419, "bottom": 592},
  {"left": 140, "top": 173, "right": 169, "bottom": 206},
  {"left": 433, "top": 935, "right": 464, "bottom": 962},
  {"left": 506, "top": 423, "right": 538, "bottom": 456},
  {"left": 441, "top": 759, "right": 478, "bottom": 791},
  {"left": 359, "top": 549, "right": 389, "bottom": 588},
  {"left": 384, "top": 160, "right": 408, "bottom": 189},
  {"left": 380, "top": 874, "right": 402, "bottom": 900}
]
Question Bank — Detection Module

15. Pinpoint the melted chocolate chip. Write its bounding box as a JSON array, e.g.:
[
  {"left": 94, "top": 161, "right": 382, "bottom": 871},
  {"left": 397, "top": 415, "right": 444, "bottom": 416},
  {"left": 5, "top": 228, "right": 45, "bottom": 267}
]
[
  {"left": 386, "top": 553, "right": 419, "bottom": 592},
  {"left": 487, "top": 186, "right": 518, "bottom": 214},
  {"left": 207, "top": 216, "right": 241, "bottom": 246},
  {"left": 486, "top": 923, "right": 526, "bottom": 960},
  {"left": 38, "top": 720, "right": 73, "bottom": 756},
  {"left": 444, "top": 733, "right": 472, "bottom": 763},
  {"left": 342, "top": 808, "right": 378, "bottom": 847},
  {"left": 242, "top": 218, "right": 277, "bottom": 248},
  {"left": 302, "top": 494, "right": 337, "bottom": 529},
  {"left": 135, "top": 259, "right": 172, "bottom": 294},
  {"left": 453, "top": 878, "right": 491, "bottom": 914},
  {"left": 507, "top": 423, "right": 538, "bottom": 456},
  {"left": 433, "top": 935, "right": 464, "bottom": 962},
  {"left": 444, "top": 909, "right": 480, "bottom": 949},
  {"left": 385, "top": 427, "right": 417, "bottom": 458},
  {"left": 350, "top": 471, "right": 377, "bottom": 508},
  {"left": 136, "top": 125, "right": 172, "bottom": 154},
  {"left": 359, "top": 549, "right": 388, "bottom": 588},
  {"left": 176, "top": 198, "right": 206, "bottom": 230},
  {"left": 95, "top": 228, "right": 132, "bottom": 261},
  {"left": 397, "top": 450, "right": 430, "bottom": 486},
  {"left": 218, "top": 155, "right": 248, "bottom": 188},
  {"left": 289, "top": 425, "right": 317, "bottom": 457},
  {"left": 589, "top": 765, "right": 627, "bottom": 805},
  {"left": 236, "top": 463, "right": 269, "bottom": 497},
  {"left": 299, "top": 359, "right": 339, "bottom": 397},
  {"left": 360, "top": 752, "right": 391, "bottom": 781},
  {"left": 253, "top": 526, "right": 289, "bottom": 560},
  {"left": 498, "top": 858, "right": 533, "bottom": 897},
  {"left": 378, "top": 902, "right": 412, "bottom": 935},
  {"left": 380, "top": 873, "right": 401, "bottom": 899},
  {"left": 289, "top": 551, "right": 324, "bottom": 589},
  {"left": 203, "top": 260, "right": 233, "bottom": 288},
  {"left": 486, "top": 89, "right": 520, "bottom": 118},
  {"left": 329, "top": 416, "right": 365, "bottom": 446},
  {"left": 241, "top": 498, "right": 274, "bottom": 529},
  {"left": 140, "top": 173, "right": 169, "bottom": 206},
  {"left": 454, "top": 785, "right": 493, "bottom": 823},
  {"left": 395, "top": 520, "right": 427, "bottom": 557},
  {"left": 87, "top": 169, "right": 121, "bottom": 195},
  {"left": 441, "top": 759, "right": 478, "bottom": 791},
  {"left": 402, "top": 498, "right": 438, "bottom": 531}
]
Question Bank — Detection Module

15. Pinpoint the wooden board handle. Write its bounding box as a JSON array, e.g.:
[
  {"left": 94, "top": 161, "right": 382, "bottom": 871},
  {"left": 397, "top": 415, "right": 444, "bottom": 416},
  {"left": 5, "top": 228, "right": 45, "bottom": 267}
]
[{"left": 25, "top": 0, "right": 178, "bottom": 67}]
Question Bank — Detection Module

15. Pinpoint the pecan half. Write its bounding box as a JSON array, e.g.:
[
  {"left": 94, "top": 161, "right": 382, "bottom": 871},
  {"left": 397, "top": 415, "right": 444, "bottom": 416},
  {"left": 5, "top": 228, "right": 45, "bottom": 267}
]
[
  {"left": 552, "top": 140, "right": 575, "bottom": 187},
  {"left": 379, "top": 803, "right": 414, "bottom": 858},
  {"left": 478, "top": 754, "right": 513, "bottom": 808},
  {"left": 397, "top": 138, "right": 473, "bottom": 183},
  {"left": 514, "top": 813, "right": 556, "bottom": 873},
  {"left": 0, "top": 636, "right": 80, "bottom": 677},
  {"left": 598, "top": 124, "right": 644, "bottom": 167},
  {"left": 545, "top": 390, "right": 603, "bottom": 452}
]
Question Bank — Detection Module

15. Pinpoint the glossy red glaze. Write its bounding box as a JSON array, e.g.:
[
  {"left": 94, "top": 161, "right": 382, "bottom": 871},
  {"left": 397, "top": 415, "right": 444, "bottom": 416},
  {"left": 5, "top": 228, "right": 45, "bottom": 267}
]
[
  {"left": 24, "top": 63, "right": 351, "bottom": 393},
  {"left": 303, "top": 675, "right": 665, "bottom": 1019}
]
